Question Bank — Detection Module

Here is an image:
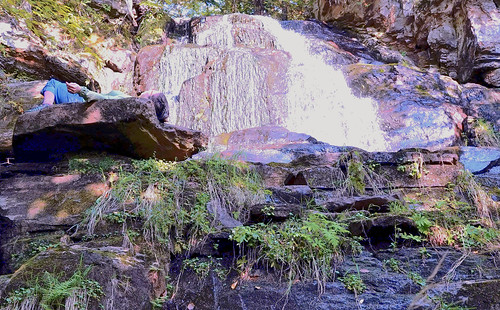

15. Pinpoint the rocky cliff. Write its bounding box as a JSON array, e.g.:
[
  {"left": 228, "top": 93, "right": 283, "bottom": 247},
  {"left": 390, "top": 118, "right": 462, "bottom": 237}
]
[{"left": 0, "top": 2, "right": 499, "bottom": 310}]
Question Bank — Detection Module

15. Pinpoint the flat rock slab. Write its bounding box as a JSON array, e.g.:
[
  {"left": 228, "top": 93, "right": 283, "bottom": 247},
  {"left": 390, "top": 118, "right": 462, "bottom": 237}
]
[{"left": 12, "top": 98, "right": 207, "bottom": 162}]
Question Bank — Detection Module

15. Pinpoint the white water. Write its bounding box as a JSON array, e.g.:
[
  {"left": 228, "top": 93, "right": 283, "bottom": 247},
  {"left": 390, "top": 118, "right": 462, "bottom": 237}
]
[
  {"left": 256, "top": 16, "right": 387, "bottom": 151},
  {"left": 158, "top": 14, "right": 388, "bottom": 151}
]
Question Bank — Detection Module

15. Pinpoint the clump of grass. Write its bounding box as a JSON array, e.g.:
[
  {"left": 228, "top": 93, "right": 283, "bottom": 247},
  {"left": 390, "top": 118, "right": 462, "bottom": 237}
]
[
  {"left": 68, "top": 156, "right": 117, "bottom": 174},
  {"left": 334, "top": 151, "right": 388, "bottom": 196},
  {"left": 408, "top": 184, "right": 500, "bottom": 251},
  {"left": 388, "top": 200, "right": 410, "bottom": 214},
  {"left": 456, "top": 170, "right": 499, "bottom": 228},
  {"left": 465, "top": 118, "right": 500, "bottom": 147},
  {"left": 230, "top": 213, "right": 359, "bottom": 293},
  {"left": 84, "top": 155, "right": 268, "bottom": 255},
  {"left": 2, "top": 264, "right": 102, "bottom": 310}
]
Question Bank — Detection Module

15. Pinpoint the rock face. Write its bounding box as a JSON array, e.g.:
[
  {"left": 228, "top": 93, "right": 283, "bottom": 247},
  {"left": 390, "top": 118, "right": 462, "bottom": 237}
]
[
  {"left": 133, "top": 14, "right": 499, "bottom": 152},
  {"left": 200, "top": 125, "right": 336, "bottom": 164},
  {"left": 12, "top": 98, "right": 207, "bottom": 162},
  {"left": 0, "top": 11, "right": 135, "bottom": 93},
  {"left": 1, "top": 145, "right": 499, "bottom": 309},
  {"left": 345, "top": 64, "right": 467, "bottom": 150},
  {"left": 0, "top": 162, "right": 108, "bottom": 274},
  {"left": 0, "top": 80, "right": 46, "bottom": 158},
  {"left": 1, "top": 9, "right": 500, "bottom": 310},
  {"left": 314, "top": 0, "right": 500, "bottom": 85},
  {"left": 139, "top": 15, "right": 291, "bottom": 137}
]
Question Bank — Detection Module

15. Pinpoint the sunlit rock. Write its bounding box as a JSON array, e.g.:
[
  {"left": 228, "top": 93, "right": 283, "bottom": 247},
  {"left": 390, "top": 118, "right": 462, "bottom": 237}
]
[
  {"left": 176, "top": 49, "right": 290, "bottom": 136},
  {"left": 315, "top": 0, "right": 500, "bottom": 85},
  {"left": 198, "top": 125, "right": 349, "bottom": 165},
  {"left": 139, "top": 14, "right": 388, "bottom": 151},
  {"left": 345, "top": 64, "right": 467, "bottom": 150}
]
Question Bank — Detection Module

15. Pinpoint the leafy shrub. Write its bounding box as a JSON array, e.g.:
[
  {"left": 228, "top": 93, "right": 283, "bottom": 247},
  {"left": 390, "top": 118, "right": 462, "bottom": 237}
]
[{"left": 230, "top": 213, "right": 357, "bottom": 286}]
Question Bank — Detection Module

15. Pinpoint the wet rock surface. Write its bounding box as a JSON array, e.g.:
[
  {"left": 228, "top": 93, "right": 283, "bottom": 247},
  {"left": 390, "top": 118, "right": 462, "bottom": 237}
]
[
  {"left": 132, "top": 14, "right": 500, "bottom": 152},
  {"left": 163, "top": 248, "right": 500, "bottom": 310},
  {"left": 1, "top": 141, "right": 499, "bottom": 309}
]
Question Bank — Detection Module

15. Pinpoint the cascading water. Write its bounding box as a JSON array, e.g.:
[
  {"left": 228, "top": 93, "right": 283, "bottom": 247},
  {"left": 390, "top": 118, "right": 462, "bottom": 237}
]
[
  {"left": 157, "top": 14, "right": 388, "bottom": 151},
  {"left": 256, "top": 16, "right": 387, "bottom": 151}
]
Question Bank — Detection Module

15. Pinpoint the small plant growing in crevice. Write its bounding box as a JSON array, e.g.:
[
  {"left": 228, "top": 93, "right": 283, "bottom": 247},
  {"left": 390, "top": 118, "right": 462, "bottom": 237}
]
[
  {"left": 183, "top": 256, "right": 226, "bottom": 280},
  {"left": 339, "top": 272, "right": 366, "bottom": 295},
  {"left": 407, "top": 271, "right": 426, "bottom": 286},
  {"left": 384, "top": 257, "right": 403, "bottom": 273},
  {"left": 383, "top": 258, "right": 425, "bottom": 286},
  {"left": 397, "top": 155, "right": 427, "bottom": 179},
  {"left": 2, "top": 264, "right": 103, "bottom": 310},
  {"left": 10, "top": 238, "right": 59, "bottom": 269},
  {"left": 334, "top": 151, "right": 389, "bottom": 196},
  {"left": 463, "top": 117, "right": 500, "bottom": 147},
  {"left": 388, "top": 200, "right": 410, "bottom": 214},
  {"left": 430, "top": 297, "right": 475, "bottom": 310},
  {"left": 456, "top": 170, "right": 498, "bottom": 228},
  {"left": 230, "top": 213, "right": 359, "bottom": 293}
]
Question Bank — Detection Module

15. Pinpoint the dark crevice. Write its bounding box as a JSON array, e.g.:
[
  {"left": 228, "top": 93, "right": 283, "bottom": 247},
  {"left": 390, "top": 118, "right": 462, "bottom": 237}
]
[
  {"left": 284, "top": 172, "right": 308, "bottom": 186},
  {"left": 361, "top": 223, "right": 421, "bottom": 251}
]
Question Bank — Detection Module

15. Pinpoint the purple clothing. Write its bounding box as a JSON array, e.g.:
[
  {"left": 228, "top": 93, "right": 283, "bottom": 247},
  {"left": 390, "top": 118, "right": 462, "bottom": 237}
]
[{"left": 41, "top": 79, "right": 85, "bottom": 104}]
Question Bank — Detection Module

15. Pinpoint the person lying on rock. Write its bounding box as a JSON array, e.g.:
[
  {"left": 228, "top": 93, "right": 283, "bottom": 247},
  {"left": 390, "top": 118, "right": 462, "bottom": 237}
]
[{"left": 28, "top": 78, "right": 169, "bottom": 122}]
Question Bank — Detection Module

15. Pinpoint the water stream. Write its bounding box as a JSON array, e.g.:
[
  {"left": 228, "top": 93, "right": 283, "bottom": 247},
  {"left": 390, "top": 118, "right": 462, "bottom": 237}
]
[
  {"left": 157, "top": 14, "right": 388, "bottom": 151},
  {"left": 257, "top": 16, "right": 387, "bottom": 151}
]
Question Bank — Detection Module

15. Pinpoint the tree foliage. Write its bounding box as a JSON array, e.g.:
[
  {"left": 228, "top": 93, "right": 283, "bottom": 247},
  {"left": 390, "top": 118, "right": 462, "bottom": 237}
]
[{"left": 153, "top": 0, "right": 315, "bottom": 20}]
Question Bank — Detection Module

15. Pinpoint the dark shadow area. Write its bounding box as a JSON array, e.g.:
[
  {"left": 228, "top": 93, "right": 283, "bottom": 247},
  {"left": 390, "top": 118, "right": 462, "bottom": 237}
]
[
  {"left": 357, "top": 222, "right": 421, "bottom": 251},
  {"left": 0, "top": 215, "right": 13, "bottom": 275},
  {"left": 284, "top": 172, "right": 307, "bottom": 186}
]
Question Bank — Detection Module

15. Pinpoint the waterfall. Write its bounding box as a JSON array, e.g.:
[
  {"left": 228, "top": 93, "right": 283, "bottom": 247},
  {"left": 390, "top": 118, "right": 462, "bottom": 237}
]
[
  {"left": 256, "top": 16, "right": 387, "bottom": 151},
  {"left": 157, "top": 14, "right": 388, "bottom": 151}
]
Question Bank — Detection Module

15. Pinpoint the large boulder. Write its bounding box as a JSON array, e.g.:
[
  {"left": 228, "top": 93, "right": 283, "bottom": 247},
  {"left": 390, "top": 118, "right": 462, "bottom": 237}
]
[
  {"left": 314, "top": 0, "right": 500, "bottom": 85},
  {"left": 135, "top": 15, "right": 385, "bottom": 144},
  {"left": 12, "top": 98, "right": 207, "bottom": 162},
  {"left": 0, "top": 162, "right": 108, "bottom": 274},
  {"left": 344, "top": 64, "right": 467, "bottom": 150},
  {"left": 0, "top": 246, "right": 153, "bottom": 309}
]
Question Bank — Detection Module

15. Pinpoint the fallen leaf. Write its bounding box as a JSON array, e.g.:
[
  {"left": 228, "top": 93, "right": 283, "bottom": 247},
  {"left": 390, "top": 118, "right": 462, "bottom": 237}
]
[{"left": 231, "top": 281, "right": 238, "bottom": 290}]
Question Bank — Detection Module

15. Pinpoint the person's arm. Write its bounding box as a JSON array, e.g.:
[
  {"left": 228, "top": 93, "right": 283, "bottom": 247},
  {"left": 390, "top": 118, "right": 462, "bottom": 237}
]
[
  {"left": 41, "top": 90, "right": 55, "bottom": 105},
  {"left": 67, "top": 82, "right": 107, "bottom": 102}
]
